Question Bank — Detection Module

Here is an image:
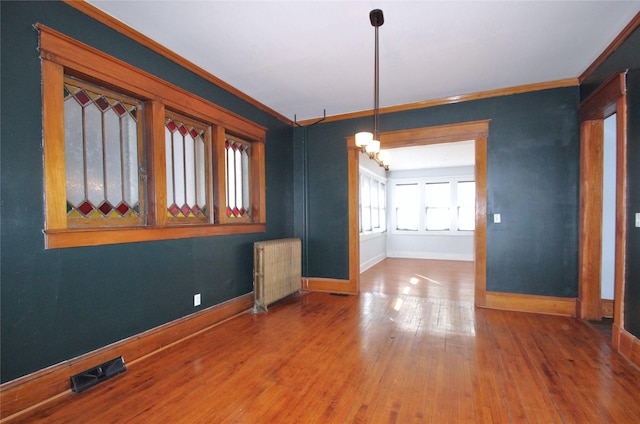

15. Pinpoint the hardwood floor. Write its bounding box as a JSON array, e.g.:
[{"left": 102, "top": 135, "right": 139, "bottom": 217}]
[{"left": 9, "top": 259, "right": 640, "bottom": 423}]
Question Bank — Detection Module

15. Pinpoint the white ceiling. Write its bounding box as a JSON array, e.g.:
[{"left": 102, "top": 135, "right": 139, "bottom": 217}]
[
  {"left": 390, "top": 140, "right": 475, "bottom": 170},
  {"left": 86, "top": 1, "right": 640, "bottom": 123}
]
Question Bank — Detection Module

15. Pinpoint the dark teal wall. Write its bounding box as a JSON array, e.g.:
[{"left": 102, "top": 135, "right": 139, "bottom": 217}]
[
  {"left": 300, "top": 88, "right": 581, "bottom": 293},
  {"left": 626, "top": 69, "right": 640, "bottom": 338},
  {"left": 0, "top": 1, "right": 294, "bottom": 383},
  {"left": 580, "top": 26, "right": 640, "bottom": 339}
]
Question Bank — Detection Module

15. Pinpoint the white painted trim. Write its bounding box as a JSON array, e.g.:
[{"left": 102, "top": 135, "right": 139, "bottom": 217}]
[
  {"left": 387, "top": 251, "right": 474, "bottom": 262},
  {"left": 360, "top": 253, "right": 387, "bottom": 272}
]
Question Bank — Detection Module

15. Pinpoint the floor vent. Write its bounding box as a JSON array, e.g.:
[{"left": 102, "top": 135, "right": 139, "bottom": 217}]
[{"left": 70, "top": 356, "right": 126, "bottom": 393}]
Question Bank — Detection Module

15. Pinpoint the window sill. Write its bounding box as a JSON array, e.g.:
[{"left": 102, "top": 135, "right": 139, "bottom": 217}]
[
  {"left": 44, "top": 223, "right": 266, "bottom": 249},
  {"left": 390, "top": 230, "right": 474, "bottom": 237}
]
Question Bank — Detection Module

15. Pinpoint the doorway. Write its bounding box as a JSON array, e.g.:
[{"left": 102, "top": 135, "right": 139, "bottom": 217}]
[
  {"left": 578, "top": 72, "right": 628, "bottom": 349},
  {"left": 347, "top": 120, "right": 490, "bottom": 306}
]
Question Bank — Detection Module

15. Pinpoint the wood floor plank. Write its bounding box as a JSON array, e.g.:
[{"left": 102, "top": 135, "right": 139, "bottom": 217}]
[{"left": 8, "top": 259, "right": 640, "bottom": 423}]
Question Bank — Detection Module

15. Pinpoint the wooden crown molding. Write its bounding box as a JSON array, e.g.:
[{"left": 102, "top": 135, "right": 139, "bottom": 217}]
[
  {"left": 299, "top": 78, "right": 578, "bottom": 126},
  {"left": 66, "top": 2, "right": 639, "bottom": 128},
  {"left": 63, "top": 0, "right": 293, "bottom": 126},
  {"left": 580, "top": 12, "right": 640, "bottom": 83}
]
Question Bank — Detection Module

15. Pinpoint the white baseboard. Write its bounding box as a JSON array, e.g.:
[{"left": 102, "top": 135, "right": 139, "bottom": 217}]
[
  {"left": 360, "top": 254, "right": 387, "bottom": 272},
  {"left": 386, "top": 251, "right": 474, "bottom": 261}
]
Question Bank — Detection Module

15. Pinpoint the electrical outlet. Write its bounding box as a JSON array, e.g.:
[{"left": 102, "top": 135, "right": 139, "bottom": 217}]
[
  {"left": 194, "top": 293, "right": 201, "bottom": 307},
  {"left": 493, "top": 213, "right": 501, "bottom": 224}
]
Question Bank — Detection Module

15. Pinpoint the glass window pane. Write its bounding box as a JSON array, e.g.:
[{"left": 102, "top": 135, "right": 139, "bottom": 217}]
[
  {"left": 395, "top": 183, "right": 418, "bottom": 230},
  {"left": 379, "top": 183, "right": 386, "bottom": 231},
  {"left": 458, "top": 207, "right": 475, "bottom": 231},
  {"left": 361, "top": 176, "right": 370, "bottom": 207},
  {"left": 458, "top": 181, "right": 475, "bottom": 207},
  {"left": 425, "top": 182, "right": 450, "bottom": 207},
  {"left": 64, "top": 95, "right": 84, "bottom": 207},
  {"left": 84, "top": 104, "right": 105, "bottom": 206},
  {"left": 426, "top": 207, "right": 450, "bottom": 230},
  {"left": 121, "top": 112, "right": 139, "bottom": 207},
  {"left": 165, "top": 126, "right": 175, "bottom": 208},
  {"left": 457, "top": 181, "right": 475, "bottom": 230},
  {"left": 103, "top": 109, "right": 122, "bottom": 207},
  {"left": 363, "top": 206, "right": 372, "bottom": 232}
]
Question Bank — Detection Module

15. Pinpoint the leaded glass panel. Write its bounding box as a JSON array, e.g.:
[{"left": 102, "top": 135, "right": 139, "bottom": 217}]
[
  {"left": 165, "top": 113, "right": 209, "bottom": 222},
  {"left": 63, "top": 77, "right": 143, "bottom": 226},
  {"left": 225, "top": 137, "right": 251, "bottom": 218}
]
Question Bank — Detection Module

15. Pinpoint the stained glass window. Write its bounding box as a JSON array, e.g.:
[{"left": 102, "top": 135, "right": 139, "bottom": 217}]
[
  {"left": 42, "top": 29, "right": 267, "bottom": 249},
  {"left": 225, "top": 137, "right": 251, "bottom": 218},
  {"left": 63, "top": 77, "right": 144, "bottom": 227},
  {"left": 165, "top": 113, "right": 209, "bottom": 223}
]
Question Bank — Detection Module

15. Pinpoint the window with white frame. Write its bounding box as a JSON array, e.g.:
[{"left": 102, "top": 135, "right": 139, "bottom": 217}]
[
  {"left": 393, "top": 177, "right": 475, "bottom": 233},
  {"left": 359, "top": 171, "right": 386, "bottom": 234}
]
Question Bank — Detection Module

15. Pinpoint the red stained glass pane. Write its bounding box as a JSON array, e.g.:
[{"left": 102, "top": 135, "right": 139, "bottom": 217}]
[
  {"left": 116, "top": 202, "right": 130, "bottom": 215},
  {"left": 113, "top": 103, "right": 127, "bottom": 117},
  {"left": 180, "top": 205, "right": 191, "bottom": 216},
  {"left": 189, "top": 128, "right": 199, "bottom": 139},
  {"left": 192, "top": 205, "right": 201, "bottom": 216},
  {"left": 168, "top": 204, "right": 180, "bottom": 217},
  {"left": 226, "top": 206, "right": 232, "bottom": 217},
  {"left": 98, "top": 202, "right": 113, "bottom": 215},
  {"left": 74, "top": 90, "right": 91, "bottom": 106},
  {"left": 233, "top": 206, "right": 239, "bottom": 216},
  {"left": 178, "top": 124, "right": 187, "bottom": 136},
  {"left": 167, "top": 120, "right": 177, "bottom": 132},
  {"left": 95, "top": 96, "right": 110, "bottom": 111},
  {"left": 78, "top": 201, "right": 94, "bottom": 216},
  {"left": 225, "top": 140, "right": 230, "bottom": 149},
  {"left": 239, "top": 207, "right": 246, "bottom": 216},
  {"left": 231, "top": 143, "right": 238, "bottom": 151}
]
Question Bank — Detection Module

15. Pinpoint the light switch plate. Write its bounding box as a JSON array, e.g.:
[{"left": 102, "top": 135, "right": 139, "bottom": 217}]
[
  {"left": 494, "top": 213, "right": 501, "bottom": 224},
  {"left": 194, "top": 293, "right": 201, "bottom": 307},
  {"left": 635, "top": 213, "right": 640, "bottom": 228}
]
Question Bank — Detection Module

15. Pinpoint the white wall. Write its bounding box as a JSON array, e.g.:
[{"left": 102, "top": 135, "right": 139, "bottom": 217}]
[{"left": 601, "top": 114, "right": 616, "bottom": 300}]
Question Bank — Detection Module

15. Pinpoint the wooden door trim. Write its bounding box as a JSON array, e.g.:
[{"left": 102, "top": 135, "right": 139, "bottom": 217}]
[
  {"left": 346, "top": 120, "right": 490, "bottom": 305},
  {"left": 577, "top": 72, "right": 628, "bottom": 350}
]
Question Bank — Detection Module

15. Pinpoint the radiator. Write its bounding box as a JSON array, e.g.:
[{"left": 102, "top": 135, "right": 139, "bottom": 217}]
[{"left": 253, "top": 238, "right": 302, "bottom": 312}]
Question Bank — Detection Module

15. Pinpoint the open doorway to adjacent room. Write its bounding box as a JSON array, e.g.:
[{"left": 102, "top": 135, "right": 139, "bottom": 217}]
[{"left": 347, "top": 120, "right": 489, "bottom": 305}]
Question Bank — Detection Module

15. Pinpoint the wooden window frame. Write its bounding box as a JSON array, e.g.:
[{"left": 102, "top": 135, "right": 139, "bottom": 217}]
[{"left": 39, "top": 24, "right": 266, "bottom": 249}]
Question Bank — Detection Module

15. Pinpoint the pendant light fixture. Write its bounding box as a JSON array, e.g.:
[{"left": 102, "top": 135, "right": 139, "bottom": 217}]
[{"left": 355, "top": 9, "right": 391, "bottom": 171}]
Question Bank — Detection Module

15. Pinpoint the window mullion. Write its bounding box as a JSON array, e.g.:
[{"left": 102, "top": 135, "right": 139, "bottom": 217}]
[
  {"left": 214, "top": 127, "right": 228, "bottom": 224},
  {"left": 145, "top": 100, "right": 167, "bottom": 227},
  {"left": 451, "top": 181, "right": 457, "bottom": 232}
]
